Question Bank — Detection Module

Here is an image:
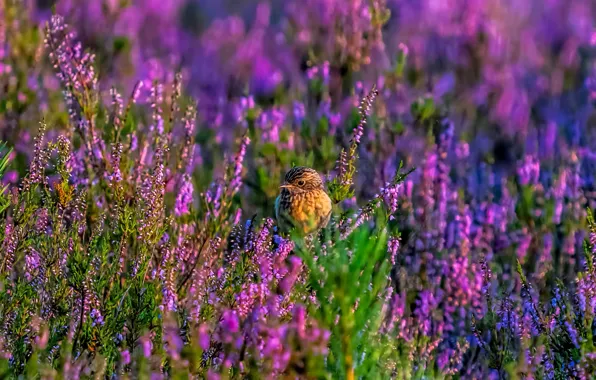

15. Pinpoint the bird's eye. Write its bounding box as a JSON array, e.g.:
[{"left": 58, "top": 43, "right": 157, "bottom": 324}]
[{"left": 297, "top": 180, "right": 305, "bottom": 186}]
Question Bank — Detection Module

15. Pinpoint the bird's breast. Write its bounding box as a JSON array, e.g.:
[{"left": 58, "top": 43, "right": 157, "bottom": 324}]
[{"left": 276, "top": 189, "right": 331, "bottom": 234}]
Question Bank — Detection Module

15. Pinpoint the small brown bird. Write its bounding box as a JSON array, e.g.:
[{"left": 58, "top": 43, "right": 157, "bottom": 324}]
[{"left": 275, "top": 166, "right": 332, "bottom": 235}]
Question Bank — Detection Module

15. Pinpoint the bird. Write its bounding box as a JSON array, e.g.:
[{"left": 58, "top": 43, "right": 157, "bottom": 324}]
[{"left": 275, "top": 166, "right": 332, "bottom": 235}]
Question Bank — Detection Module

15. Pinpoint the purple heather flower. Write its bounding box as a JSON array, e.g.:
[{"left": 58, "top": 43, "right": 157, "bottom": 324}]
[
  {"left": 235, "top": 96, "right": 256, "bottom": 127},
  {"left": 205, "top": 180, "right": 224, "bottom": 218},
  {"left": 455, "top": 141, "right": 469, "bottom": 159},
  {"left": 221, "top": 310, "right": 240, "bottom": 336},
  {"left": 517, "top": 155, "right": 540, "bottom": 186},
  {"left": 105, "top": 144, "right": 123, "bottom": 185},
  {"left": 174, "top": 174, "right": 193, "bottom": 217},
  {"left": 90, "top": 309, "right": 104, "bottom": 327},
  {"left": 565, "top": 321, "right": 579, "bottom": 347},
  {"left": 381, "top": 181, "right": 402, "bottom": 214},
  {"left": 256, "top": 107, "right": 286, "bottom": 144},
  {"left": 45, "top": 16, "right": 98, "bottom": 93},
  {"left": 293, "top": 101, "right": 306, "bottom": 124},
  {"left": 164, "top": 325, "right": 184, "bottom": 361},
  {"left": 413, "top": 290, "right": 438, "bottom": 336},
  {"left": 576, "top": 271, "right": 596, "bottom": 315},
  {"left": 2, "top": 170, "right": 18, "bottom": 184},
  {"left": 24, "top": 248, "right": 41, "bottom": 282}
]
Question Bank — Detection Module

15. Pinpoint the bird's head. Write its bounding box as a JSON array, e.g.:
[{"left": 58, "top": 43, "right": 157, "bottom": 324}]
[{"left": 280, "top": 166, "right": 324, "bottom": 193}]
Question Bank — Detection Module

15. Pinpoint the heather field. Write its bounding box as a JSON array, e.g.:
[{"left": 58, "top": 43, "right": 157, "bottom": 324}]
[{"left": 3, "top": 0, "right": 596, "bottom": 378}]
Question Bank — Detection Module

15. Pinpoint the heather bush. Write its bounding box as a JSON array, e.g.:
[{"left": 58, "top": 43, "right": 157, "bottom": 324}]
[{"left": 2, "top": 1, "right": 596, "bottom": 379}]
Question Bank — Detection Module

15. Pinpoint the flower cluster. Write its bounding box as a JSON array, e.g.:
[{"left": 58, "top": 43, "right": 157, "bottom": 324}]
[{"left": 2, "top": 1, "right": 596, "bottom": 378}]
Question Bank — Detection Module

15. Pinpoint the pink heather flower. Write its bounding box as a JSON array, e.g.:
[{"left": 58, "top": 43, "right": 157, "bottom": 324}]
[
  {"left": 180, "top": 105, "right": 197, "bottom": 173},
  {"left": 23, "top": 122, "right": 48, "bottom": 191},
  {"left": 293, "top": 305, "right": 307, "bottom": 339},
  {"left": 235, "top": 284, "right": 258, "bottom": 318},
  {"left": 306, "top": 66, "right": 319, "bottom": 80},
  {"left": 198, "top": 324, "right": 210, "bottom": 350},
  {"left": 388, "top": 236, "right": 400, "bottom": 266},
  {"left": 233, "top": 208, "right": 243, "bottom": 225},
  {"left": 35, "top": 208, "right": 49, "bottom": 234},
  {"left": 132, "top": 80, "right": 144, "bottom": 104},
  {"left": 352, "top": 86, "right": 378, "bottom": 145},
  {"left": 398, "top": 42, "right": 409, "bottom": 56},
  {"left": 279, "top": 256, "right": 302, "bottom": 293},
  {"left": 160, "top": 246, "right": 178, "bottom": 312},
  {"left": 141, "top": 335, "right": 152, "bottom": 357},
  {"left": 34, "top": 328, "right": 49, "bottom": 349},
  {"left": 228, "top": 135, "right": 250, "bottom": 196},
  {"left": 322, "top": 61, "right": 330, "bottom": 85},
  {"left": 516, "top": 228, "right": 532, "bottom": 262},
  {"left": 110, "top": 87, "right": 124, "bottom": 132},
  {"left": 149, "top": 82, "right": 164, "bottom": 135},
  {"left": 121, "top": 350, "right": 131, "bottom": 365},
  {"left": 333, "top": 85, "right": 378, "bottom": 189},
  {"left": 1, "top": 223, "right": 17, "bottom": 273}
]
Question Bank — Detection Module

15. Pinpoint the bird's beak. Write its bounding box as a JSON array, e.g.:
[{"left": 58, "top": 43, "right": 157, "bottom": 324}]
[{"left": 280, "top": 184, "right": 292, "bottom": 189}]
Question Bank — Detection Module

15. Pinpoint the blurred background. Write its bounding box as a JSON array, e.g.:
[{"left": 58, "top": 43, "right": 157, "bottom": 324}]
[{"left": 3, "top": 0, "right": 596, "bottom": 216}]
